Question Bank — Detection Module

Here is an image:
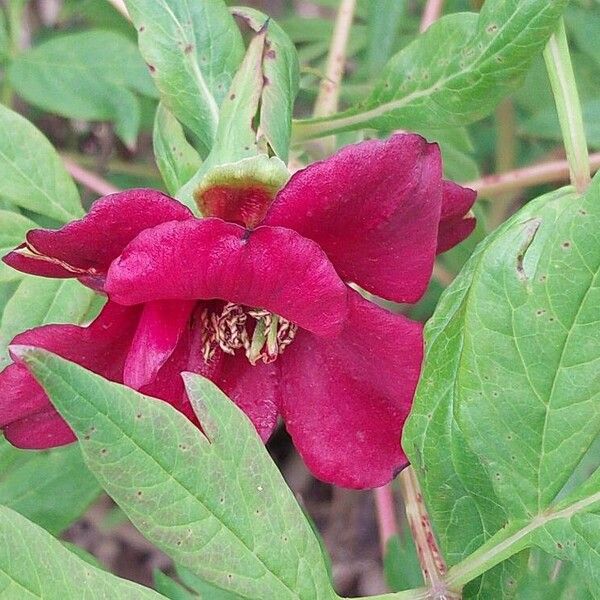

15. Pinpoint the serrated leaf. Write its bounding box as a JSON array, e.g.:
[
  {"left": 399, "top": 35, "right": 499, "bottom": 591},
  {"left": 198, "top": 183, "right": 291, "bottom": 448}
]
[
  {"left": 293, "top": 0, "right": 568, "bottom": 139},
  {"left": 0, "top": 210, "right": 37, "bottom": 282},
  {"left": 9, "top": 30, "right": 157, "bottom": 147},
  {"left": 0, "top": 438, "right": 100, "bottom": 535},
  {"left": 18, "top": 350, "right": 337, "bottom": 600},
  {"left": 0, "top": 104, "right": 83, "bottom": 221},
  {"left": 124, "top": 0, "right": 244, "bottom": 155},
  {"left": 153, "top": 103, "right": 202, "bottom": 196},
  {"left": 0, "top": 505, "right": 165, "bottom": 599}
]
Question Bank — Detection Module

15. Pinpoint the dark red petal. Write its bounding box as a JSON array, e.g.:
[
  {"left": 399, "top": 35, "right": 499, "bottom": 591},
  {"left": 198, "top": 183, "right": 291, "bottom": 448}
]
[
  {"left": 436, "top": 181, "right": 477, "bottom": 254},
  {"left": 106, "top": 218, "right": 348, "bottom": 337},
  {"left": 263, "top": 134, "right": 443, "bottom": 303},
  {"left": 278, "top": 291, "right": 423, "bottom": 489},
  {"left": 0, "top": 302, "right": 141, "bottom": 449},
  {"left": 3, "top": 189, "right": 192, "bottom": 281},
  {"left": 212, "top": 352, "right": 279, "bottom": 441},
  {"left": 124, "top": 299, "right": 196, "bottom": 390},
  {"left": 4, "top": 407, "right": 75, "bottom": 449}
]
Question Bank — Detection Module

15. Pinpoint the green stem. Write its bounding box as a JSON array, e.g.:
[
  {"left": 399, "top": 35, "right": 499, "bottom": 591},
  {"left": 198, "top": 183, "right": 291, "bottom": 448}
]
[{"left": 543, "top": 19, "right": 590, "bottom": 193}]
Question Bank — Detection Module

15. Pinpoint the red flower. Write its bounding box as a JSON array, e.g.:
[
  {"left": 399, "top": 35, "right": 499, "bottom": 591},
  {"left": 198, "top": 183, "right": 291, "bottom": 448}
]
[{"left": 0, "top": 134, "right": 475, "bottom": 488}]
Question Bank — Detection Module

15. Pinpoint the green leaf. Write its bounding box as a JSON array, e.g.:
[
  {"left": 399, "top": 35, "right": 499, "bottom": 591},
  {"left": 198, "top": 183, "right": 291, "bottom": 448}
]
[
  {"left": 0, "top": 439, "right": 101, "bottom": 535},
  {"left": 0, "top": 210, "right": 37, "bottom": 282},
  {"left": 566, "top": 6, "right": 600, "bottom": 70},
  {"left": 514, "top": 549, "right": 591, "bottom": 599},
  {"left": 124, "top": 0, "right": 244, "bottom": 155},
  {"left": 153, "top": 103, "right": 202, "bottom": 196},
  {"left": 232, "top": 7, "right": 300, "bottom": 161},
  {"left": 405, "top": 174, "right": 600, "bottom": 591},
  {"left": 178, "top": 565, "right": 245, "bottom": 599},
  {"left": 0, "top": 505, "right": 166, "bottom": 599},
  {"left": 204, "top": 23, "right": 269, "bottom": 167},
  {"left": 383, "top": 530, "right": 423, "bottom": 592},
  {"left": 18, "top": 350, "right": 337, "bottom": 600},
  {"left": 9, "top": 30, "right": 156, "bottom": 147},
  {"left": 455, "top": 185, "right": 600, "bottom": 518},
  {"left": 521, "top": 99, "right": 600, "bottom": 150},
  {"left": 0, "top": 104, "right": 83, "bottom": 221},
  {"left": 154, "top": 570, "right": 197, "bottom": 600},
  {"left": 293, "top": 0, "right": 568, "bottom": 140},
  {"left": 401, "top": 187, "right": 570, "bottom": 594},
  {"left": 365, "top": 0, "right": 406, "bottom": 77},
  {"left": 0, "top": 278, "right": 101, "bottom": 369},
  {"left": 571, "top": 513, "right": 600, "bottom": 595},
  {"left": 0, "top": 8, "right": 8, "bottom": 63}
]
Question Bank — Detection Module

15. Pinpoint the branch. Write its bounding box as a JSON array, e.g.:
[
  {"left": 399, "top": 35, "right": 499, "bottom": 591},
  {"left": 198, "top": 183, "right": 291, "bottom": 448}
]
[
  {"left": 63, "top": 158, "right": 120, "bottom": 197},
  {"left": 420, "top": 0, "right": 445, "bottom": 33},
  {"left": 313, "top": 0, "right": 356, "bottom": 118},
  {"left": 467, "top": 151, "right": 600, "bottom": 198}
]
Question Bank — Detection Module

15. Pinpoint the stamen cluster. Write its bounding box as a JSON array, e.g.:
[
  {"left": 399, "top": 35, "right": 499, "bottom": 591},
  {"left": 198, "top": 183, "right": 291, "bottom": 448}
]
[{"left": 200, "top": 302, "right": 297, "bottom": 365}]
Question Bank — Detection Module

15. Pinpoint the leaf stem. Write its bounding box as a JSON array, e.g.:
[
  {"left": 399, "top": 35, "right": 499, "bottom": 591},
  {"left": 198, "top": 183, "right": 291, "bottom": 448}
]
[
  {"left": 399, "top": 467, "right": 460, "bottom": 599},
  {"left": 420, "top": 0, "right": 445, "bottom": 33},
  {"left": 374, "top": 483, "right": 399, "bottom": 556},
  {"left": 468, "top": 151, "right": 600, "bottom": 197},
  {"left": 543, "top": 19, "right": 590, "bottom": 193}
]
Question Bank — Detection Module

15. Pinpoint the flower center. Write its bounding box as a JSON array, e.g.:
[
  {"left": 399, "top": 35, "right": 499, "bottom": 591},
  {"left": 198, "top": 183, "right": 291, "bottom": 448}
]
[{"left": 199, "top": 302, "right": 297, "bottom": 365}]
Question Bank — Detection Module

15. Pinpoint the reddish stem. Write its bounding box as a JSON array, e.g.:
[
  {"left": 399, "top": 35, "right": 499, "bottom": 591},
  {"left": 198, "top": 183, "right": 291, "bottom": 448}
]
[
  {"left": 63, "top": 158, "right": 121, "bottom": 196},
  {"left": 420, "top": 0, "right": 445, "bottom": 32},
  {"left": 374, "top": 483, "right": 399, "bottom": 556},
  {"left": 468, "top": 151, "right": 600, "bottom": 198}
]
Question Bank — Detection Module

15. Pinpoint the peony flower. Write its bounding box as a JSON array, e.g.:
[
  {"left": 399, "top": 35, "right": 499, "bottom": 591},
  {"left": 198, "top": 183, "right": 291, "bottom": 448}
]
[{"left": 0, "top": 134, "right": 475, "bottom": 488}]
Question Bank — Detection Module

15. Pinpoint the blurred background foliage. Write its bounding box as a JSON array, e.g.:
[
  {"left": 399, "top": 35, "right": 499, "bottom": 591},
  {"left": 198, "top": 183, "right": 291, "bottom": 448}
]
[{"left": 0, "top": 0, "right": 599, "bottom": 597}]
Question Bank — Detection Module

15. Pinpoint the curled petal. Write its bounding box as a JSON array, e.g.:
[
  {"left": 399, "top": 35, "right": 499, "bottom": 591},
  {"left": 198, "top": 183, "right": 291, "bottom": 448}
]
[
  {"left": 106, "top": 218, "right": 348, "bottom": 337},
  {"left": 437, "top": 180, "right": 477, "bottom": 254},
  {"left": 0, "top": 302, "right": 141, "bottom": 449},
  {"left": 263, "top": 134, "right": 444, "bottom": 303},
  {"left": 278, "top": 291, "right": 423, "bottom": 489},
  {"left": 124, "top": 299, "right": 196, "bottom": 390},
  {"left": 3, "top": 189, "right": 192, "bottom": 284}
]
